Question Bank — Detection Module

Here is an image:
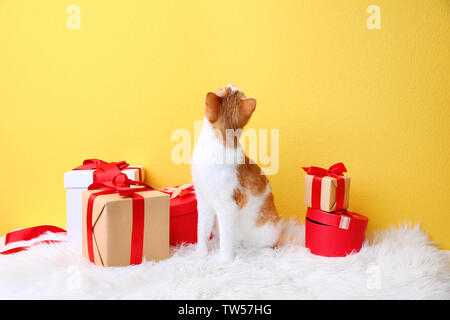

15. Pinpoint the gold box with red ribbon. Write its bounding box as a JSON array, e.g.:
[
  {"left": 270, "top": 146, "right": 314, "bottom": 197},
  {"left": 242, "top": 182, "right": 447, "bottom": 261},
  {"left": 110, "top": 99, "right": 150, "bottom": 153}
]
[
  {"left": 303, "top": 163, "right": 351, "bottom": 213},
  {"left": 82, "top": 184, "right": 170, "bottom": 267}
]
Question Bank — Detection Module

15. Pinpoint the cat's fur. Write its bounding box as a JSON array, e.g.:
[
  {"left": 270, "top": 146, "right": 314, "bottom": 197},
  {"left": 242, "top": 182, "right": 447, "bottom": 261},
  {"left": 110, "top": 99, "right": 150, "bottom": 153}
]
[{"left": 192, "top": 85, "right": 296, "bottom": 262}]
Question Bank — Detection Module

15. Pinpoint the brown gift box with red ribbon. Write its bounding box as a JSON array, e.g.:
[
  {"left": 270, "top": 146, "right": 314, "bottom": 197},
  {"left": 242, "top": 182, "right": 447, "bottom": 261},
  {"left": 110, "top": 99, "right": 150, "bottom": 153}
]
[
  {"left": 82, "top": 188, "right": 170, "bottom": 267},
  {"left": 303, "top": 163, "right": 351, "bottom": 212}
]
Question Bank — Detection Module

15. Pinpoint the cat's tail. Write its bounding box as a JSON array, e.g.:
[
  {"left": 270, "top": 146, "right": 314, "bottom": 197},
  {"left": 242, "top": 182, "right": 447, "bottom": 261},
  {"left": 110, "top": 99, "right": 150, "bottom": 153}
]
[{"left": 275, "top": 217, "right": 304, "bottom": 247}]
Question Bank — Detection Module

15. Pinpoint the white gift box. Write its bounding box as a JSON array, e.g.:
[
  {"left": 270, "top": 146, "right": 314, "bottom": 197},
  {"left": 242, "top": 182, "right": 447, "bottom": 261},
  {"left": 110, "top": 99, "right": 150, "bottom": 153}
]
[{"left": 63, "top": 166, "right": 143, "bottom": 251}]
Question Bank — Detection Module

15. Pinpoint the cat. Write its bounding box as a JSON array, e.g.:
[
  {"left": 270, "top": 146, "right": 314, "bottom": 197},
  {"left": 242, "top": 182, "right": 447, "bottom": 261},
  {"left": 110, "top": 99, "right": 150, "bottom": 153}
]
[{"left": 191, "top": 84, "right": 297, "bottom": 262}]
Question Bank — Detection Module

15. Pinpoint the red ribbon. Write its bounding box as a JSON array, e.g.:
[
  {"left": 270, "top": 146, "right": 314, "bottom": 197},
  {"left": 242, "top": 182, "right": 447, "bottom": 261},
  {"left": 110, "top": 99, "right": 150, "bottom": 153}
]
[
  {"left": 0, "top": 225, "right": 66, "bottom": 255},
  {"left": 73, "top": 158, "right": 143, "bottom": 184},
  {"left": 302, "top": 163, "right": 347, "bottom": 211},
  {"left": 0, "top": 240, "right": 60, "bottom": 255},
  {"left": 86, "top": 173, "right": 153, "bottom": 265}
]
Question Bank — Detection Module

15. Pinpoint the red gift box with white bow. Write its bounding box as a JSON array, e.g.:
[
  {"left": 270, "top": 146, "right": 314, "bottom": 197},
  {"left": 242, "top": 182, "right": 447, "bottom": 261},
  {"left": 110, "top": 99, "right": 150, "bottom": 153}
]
[
  {"left": 305, "top": 207, "right": 368, "bottom": 257},
  {"left": 161, "top": 184, "right": 198, "bottom": 246}
]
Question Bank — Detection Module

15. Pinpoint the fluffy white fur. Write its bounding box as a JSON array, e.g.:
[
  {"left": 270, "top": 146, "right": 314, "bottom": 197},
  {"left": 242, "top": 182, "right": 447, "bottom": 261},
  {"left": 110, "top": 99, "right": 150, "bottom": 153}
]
[
  {"left": 0, "top": 224, "right": 448, "bottom": 299},
  {"left": 192, "top": 116, "right": 280, "bottom": 262}
]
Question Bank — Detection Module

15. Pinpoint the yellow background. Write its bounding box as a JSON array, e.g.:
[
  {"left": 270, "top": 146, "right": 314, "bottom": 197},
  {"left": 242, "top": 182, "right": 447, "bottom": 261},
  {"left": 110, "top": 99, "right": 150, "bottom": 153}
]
[{"left": 0, "top": 1, "right": 449, "bottom": 248}]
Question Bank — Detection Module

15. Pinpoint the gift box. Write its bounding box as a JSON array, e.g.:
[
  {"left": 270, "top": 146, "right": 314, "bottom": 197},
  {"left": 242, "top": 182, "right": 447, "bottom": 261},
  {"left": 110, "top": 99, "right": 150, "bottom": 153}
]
[
  {"left": 305, "top": 207, "right": 368, "bottom": 257},
  {"left": 64, "top": 159, "right": 143, "bottom": 249},
  {"left": 161, "top": 184, "right": 198, "bottom": 246},
  {"left": 82, "top": 187, "right": 170, "bottom": 267},
  {"left": 303, "top": 163, "right": 350, "bottom": 212}
]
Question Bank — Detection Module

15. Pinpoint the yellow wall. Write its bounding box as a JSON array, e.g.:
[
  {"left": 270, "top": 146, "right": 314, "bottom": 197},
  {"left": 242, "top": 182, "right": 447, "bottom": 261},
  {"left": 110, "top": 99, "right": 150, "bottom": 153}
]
[{"left": 0, "top": 1, "right": 449, "bottom": 248}]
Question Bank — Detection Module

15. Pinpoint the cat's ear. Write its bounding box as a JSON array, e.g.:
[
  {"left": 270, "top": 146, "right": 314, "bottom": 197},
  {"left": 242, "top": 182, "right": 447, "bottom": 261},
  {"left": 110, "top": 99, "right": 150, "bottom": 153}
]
[
  {"left": 239, "top": 98, "right": 256, "bottom": 126},
  {"left": 215, "top": 86, "right": 230, "bottom": 98},
  {"left": 205, "top": 92, "right": 222, "bottom": 123}
]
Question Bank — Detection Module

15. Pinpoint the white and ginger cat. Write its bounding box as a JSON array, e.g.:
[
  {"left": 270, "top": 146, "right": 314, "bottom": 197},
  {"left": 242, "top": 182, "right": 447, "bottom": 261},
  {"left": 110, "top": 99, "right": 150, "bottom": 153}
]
[{"left": 192, "top": 84, "right": 298, "bottom": 262}]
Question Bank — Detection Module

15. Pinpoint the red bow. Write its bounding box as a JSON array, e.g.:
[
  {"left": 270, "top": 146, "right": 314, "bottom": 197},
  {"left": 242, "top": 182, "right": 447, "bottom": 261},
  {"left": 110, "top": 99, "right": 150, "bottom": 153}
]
[
  {"left": 85, "top": 173, "right": 153, "bottom": 265},
  {"left": 73, "top": 158, "right": 142, "bottom": 184},
  {"left": 302, "top": 162, "right": 347, "bottom": 177},
  {"left": 73, "top": 159, "right": 129, "bottom": 171},
  {"left": 88, "top": 173, "right": 152, "bottom": 196}
]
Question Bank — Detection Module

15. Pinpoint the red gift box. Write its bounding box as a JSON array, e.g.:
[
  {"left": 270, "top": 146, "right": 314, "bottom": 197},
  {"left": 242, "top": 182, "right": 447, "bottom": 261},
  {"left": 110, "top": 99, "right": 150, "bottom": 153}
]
[
  {"left": 305, "top": 207, "right": 368, "bottom": 257},
  {"left": 161, "top": 184, "right": 198, "bottom": 246}
]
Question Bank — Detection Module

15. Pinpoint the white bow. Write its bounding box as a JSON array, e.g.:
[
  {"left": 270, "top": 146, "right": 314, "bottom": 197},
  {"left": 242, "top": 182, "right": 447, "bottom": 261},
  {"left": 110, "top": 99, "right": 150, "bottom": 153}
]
[{"left": 162, "top": 183, "right": 194, "bottom": 199}]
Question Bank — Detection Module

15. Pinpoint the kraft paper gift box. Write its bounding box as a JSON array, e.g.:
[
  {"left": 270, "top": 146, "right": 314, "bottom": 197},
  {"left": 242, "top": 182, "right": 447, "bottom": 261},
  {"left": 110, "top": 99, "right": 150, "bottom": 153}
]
[
  {"left": 303, "top": 163, "right": 350, "bottom": 212},
  {"left": 64, "top": 160, "right": 143, "bottom": 251},
  {"left": 82, "top": 189, "right": 170, "bottom": 267}
]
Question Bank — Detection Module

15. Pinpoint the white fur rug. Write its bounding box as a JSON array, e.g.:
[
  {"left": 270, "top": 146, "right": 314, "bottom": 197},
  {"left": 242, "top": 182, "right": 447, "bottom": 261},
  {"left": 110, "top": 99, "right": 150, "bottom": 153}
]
[{"left": 0, "top": 224, "right": 448, "bottom": 299}]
